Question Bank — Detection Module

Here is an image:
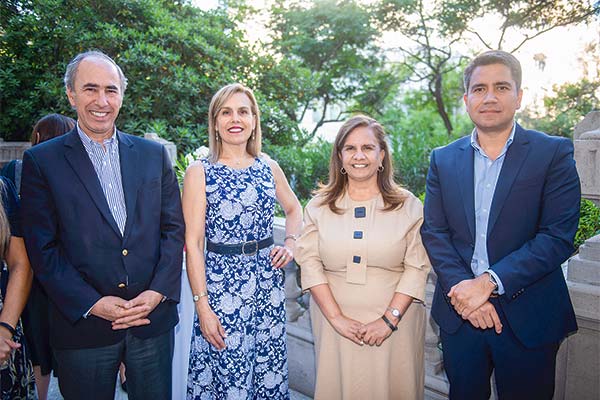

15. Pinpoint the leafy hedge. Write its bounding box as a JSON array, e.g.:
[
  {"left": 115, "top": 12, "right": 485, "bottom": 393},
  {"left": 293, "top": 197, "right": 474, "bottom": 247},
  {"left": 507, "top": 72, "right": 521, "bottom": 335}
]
[{"left": 575, "top": 199, "right": 600, "bottom": 249}]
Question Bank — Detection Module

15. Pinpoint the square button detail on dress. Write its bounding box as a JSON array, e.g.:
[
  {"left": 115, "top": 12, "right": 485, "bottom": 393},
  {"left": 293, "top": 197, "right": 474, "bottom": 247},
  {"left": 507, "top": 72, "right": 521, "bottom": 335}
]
[{"left": 354, "top": 207, "right": 366, "bottom": 218}]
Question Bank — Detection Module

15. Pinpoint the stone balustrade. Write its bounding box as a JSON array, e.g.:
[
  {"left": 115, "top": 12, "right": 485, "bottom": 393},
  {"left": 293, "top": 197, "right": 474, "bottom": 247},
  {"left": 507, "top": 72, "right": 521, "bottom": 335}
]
[{"left": 0, "top": 140, "right": 30, "bottom": 168}]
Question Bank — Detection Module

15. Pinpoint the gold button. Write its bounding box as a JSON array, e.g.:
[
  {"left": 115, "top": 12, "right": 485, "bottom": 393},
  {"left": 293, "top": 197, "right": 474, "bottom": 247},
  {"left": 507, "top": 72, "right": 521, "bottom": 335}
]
[
  {"left": 118, "top": 283, "right": 126, "bottom": 288},
  {"left": 122, "top": 249, "right": 128, "bottom": 256}
]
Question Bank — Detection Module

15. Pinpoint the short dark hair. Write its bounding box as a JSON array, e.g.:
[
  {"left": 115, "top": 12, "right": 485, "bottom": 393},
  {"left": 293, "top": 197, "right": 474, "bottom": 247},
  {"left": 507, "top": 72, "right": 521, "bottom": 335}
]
[
  {"left": 30, "top": 113, "right": 76, "bottom": 145},
  {"left": 464, "top": 50, "right": 522, "bottom": 92}
]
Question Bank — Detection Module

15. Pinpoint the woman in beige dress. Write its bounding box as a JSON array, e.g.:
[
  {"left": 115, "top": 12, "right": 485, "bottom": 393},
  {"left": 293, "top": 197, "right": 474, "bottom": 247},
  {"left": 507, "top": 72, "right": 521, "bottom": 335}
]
[{"left": 295, "top": 115, "right": 431, "bottom": 400}]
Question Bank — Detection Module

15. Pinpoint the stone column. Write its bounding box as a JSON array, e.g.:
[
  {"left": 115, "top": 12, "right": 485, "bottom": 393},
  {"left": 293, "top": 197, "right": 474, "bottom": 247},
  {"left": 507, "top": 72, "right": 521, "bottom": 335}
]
[
  {"left": 573, "top": 111, "right": 600, "bottom": 207},
  {"left": 560, "top": 111, "right": 600, "bottom": 400}
]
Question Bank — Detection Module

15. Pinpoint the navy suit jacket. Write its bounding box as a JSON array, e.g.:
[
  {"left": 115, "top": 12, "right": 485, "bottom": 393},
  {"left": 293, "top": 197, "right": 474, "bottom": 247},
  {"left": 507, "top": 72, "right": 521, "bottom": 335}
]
[
  {"left": 421, "top": 124, "right": 580, "bottom": 349},
  {"left": 20, "top": 129, "right": 185, "bottom": 349}
]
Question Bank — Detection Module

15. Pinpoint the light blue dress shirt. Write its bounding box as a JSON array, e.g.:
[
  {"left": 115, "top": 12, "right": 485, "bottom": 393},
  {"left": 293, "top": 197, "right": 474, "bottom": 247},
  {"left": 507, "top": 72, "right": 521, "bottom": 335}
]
[{"left": 470, "top": 123, "right": 516, "bottom": 295}]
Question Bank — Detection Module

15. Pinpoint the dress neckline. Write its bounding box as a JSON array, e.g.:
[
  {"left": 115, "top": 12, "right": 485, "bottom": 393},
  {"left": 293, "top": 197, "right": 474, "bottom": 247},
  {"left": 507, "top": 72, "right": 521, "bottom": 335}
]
[{"left": 213, "top": 157, "right": 259, "bottom": 171}]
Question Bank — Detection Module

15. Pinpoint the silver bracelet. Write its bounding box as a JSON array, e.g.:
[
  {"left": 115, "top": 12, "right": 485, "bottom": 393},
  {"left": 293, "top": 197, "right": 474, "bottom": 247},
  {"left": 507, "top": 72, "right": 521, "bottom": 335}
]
[{"left": 284, "top": 234, "right": 297, "bottom": 241}]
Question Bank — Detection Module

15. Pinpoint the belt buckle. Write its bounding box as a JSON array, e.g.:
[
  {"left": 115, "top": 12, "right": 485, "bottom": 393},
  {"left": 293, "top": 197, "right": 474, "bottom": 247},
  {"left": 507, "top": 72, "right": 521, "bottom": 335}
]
[{"left": 241, "top": 240, "right": 258, "bottom": 256}]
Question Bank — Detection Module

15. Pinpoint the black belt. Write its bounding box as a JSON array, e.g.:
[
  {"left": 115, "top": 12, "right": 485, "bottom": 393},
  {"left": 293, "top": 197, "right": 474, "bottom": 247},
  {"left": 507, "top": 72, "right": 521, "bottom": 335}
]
[{"left": 206, "top": 237, "right": 274, "bottom": 256}]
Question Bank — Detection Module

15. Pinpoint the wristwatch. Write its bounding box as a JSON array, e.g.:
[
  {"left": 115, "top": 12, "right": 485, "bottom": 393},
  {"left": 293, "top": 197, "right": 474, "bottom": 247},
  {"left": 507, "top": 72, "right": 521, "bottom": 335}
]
[
  {"left": 193, "top": 291, "right": 208, "bottom": 302},
  {"left": 387, "top": 307, "right": 402, "bottom": 320},
  {"left": 486, "top": 272, "right": 499, "bottom": 294}
]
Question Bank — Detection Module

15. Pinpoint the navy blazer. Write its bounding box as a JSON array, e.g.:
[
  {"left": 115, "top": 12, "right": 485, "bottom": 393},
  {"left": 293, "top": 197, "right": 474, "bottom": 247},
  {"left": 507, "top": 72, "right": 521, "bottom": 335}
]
[
  {"left": 421, "top": 124, "right": 580, "bottom": 349},
  {"left": 20, "top": 129, "right": 185, "bottom": 349}
]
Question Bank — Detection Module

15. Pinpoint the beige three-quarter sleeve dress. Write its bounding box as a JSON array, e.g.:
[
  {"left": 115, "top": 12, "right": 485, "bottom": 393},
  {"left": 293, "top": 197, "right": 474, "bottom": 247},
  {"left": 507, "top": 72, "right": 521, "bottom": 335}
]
[{"left": 296, "top": 190, "right": 431, "bottom": 400}]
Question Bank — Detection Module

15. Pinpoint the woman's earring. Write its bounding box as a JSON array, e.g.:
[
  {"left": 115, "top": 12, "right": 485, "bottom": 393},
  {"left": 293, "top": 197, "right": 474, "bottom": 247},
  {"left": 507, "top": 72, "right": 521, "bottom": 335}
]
[
  {"left": 378, "top": 165, "right": 384, "bottom": 172},
  {"left": 215, "top": 131, "right": 220, "bottom": 141},
  {"left": 252, "top": 129, "right": 255, "bottom": 141},
  {"left": 340, "top": 167, "right": 347, "bottom": 175}
]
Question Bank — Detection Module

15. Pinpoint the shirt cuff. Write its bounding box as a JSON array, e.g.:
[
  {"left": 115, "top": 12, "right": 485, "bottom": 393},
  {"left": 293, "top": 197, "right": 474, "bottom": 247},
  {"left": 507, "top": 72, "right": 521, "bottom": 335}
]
[
  {"left": 83, "top": 305, "right": 94, "bottom": 319},
  {"left": 486, "top": 269, "right": 505, "bottom": 295}
]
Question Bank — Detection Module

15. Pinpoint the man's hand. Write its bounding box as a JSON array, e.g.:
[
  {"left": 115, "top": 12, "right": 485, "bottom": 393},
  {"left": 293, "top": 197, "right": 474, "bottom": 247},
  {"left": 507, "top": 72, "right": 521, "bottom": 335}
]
[
  {"left": 111, "top": 290, "right": 164, "bottom": 330},
  {"left": 359, "top": 318, "right": 394, "bottom": 347},
  {"left": 448, "top": 274, "right": 495, "bottom": 318},
  {"left": 89, "top": 296, "right": 131, "bottom": 321},
  {"left": 466, "top": 301, "right": 503, "bottom": 334}
]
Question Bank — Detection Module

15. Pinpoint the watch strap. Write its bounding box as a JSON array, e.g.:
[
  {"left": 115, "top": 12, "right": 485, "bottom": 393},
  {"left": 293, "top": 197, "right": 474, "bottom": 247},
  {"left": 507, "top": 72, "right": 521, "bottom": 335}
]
[{"left": 381, "top": 315, "right": 398, "bottom": 332}]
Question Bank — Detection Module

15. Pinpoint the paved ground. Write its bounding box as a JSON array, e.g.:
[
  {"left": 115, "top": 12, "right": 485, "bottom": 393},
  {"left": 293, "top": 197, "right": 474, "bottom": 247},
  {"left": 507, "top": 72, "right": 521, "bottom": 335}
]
[{"left": 47, "top": 376, "right": 312, "bottom": 399}]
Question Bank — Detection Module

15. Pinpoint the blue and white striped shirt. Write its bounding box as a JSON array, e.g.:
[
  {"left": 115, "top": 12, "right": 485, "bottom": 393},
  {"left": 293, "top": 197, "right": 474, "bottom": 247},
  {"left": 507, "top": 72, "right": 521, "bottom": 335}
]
[
  {"left": 469, "top": 123, "right": 516, "bottom": 295},
  {"left": 77, "top": 125, "right": 127, "bottom": 235}
]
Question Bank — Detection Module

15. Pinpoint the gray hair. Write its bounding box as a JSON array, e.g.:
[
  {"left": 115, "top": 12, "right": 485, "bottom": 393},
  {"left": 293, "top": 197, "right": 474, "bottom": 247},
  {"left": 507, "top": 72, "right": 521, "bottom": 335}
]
[{"left": 64, "top": 50, "right": 128, "bottom": 93}]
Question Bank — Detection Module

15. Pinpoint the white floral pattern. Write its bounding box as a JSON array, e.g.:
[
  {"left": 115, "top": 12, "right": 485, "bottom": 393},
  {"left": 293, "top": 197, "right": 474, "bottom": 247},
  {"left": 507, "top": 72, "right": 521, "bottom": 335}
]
[{"left": 187, "top": 158, "right": 289, "bottom": 400}]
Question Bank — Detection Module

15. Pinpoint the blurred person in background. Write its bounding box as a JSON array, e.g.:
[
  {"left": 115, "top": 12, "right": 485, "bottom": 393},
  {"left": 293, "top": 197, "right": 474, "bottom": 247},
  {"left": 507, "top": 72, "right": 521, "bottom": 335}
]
[
  {"left": 20, "top": 114, "right": 75, "bottom": 400},
  {"left": 0, "top": 175, "right": 34, "bottom": 398}
]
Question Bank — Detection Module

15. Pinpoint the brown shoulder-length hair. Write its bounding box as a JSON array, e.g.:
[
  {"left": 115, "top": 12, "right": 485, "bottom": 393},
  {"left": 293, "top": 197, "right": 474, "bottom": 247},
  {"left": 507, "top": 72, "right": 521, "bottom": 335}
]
[
  {"left": 316, "top": 115, "right": 406, "bottom": 214},
  {"left": 207, "top": 83, "right": 262, "bottom": 163},
  {"left": 0, "top": 179, "right": 10, "bottom": 259},
  {"left": 30, "top": 113, "right": 76, "bottom": 145}
]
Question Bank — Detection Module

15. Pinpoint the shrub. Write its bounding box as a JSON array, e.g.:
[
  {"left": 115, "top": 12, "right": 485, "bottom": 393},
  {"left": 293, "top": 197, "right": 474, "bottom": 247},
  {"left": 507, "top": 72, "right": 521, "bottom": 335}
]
[{"left": 575, "top": 199, "right": 600, "bottom": 249}]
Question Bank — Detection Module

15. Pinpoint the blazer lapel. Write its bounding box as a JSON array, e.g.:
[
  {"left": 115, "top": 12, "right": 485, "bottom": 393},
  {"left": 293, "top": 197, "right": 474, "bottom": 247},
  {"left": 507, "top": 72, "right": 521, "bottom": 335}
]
[
  {"left": 118, "top": 131, "right": 140, "bottom": 241},
  {"left": 487, "top": 125, "right": 530, "bottom": 234},
  {"left": 456, "top": 139, "right": 475, "bottom": 241},
  {"left": 63, "top": 130, "right": 122, "bottom": 238}
]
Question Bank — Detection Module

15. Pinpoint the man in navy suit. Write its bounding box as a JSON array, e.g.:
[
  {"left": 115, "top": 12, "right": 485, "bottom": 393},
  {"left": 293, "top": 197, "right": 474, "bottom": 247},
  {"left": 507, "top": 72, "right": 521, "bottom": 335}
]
[
  {"left": 20, "top": 51, "right": 184, "bottom": 399},
  {"left": 421, "top": 50, "right": 580, "bottom": 399}
]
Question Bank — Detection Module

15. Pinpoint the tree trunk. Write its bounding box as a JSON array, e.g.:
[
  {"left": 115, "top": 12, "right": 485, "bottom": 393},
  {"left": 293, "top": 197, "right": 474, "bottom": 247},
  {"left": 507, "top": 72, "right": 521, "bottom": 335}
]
[{"left": 431, "top": 73, "right": 453, "bottom": 136}]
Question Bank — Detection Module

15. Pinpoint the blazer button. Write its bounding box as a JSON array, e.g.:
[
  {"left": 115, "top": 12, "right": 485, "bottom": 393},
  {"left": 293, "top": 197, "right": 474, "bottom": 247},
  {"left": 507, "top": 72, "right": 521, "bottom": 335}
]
[
  {"left": 118, "top": 283, "right": 126, "bottom": 288},
  {"left": 122, "top": 249, "right": 128, "bottom": 256}
]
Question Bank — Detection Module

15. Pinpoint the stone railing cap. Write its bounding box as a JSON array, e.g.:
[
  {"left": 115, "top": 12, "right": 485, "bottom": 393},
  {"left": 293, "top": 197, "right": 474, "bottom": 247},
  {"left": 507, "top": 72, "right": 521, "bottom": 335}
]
[
  {"left": 577, "top": 129, "right": 600, "bottom": 140},
  {"left": 574, "top": 111, "right": 600, "bottom": 140}
]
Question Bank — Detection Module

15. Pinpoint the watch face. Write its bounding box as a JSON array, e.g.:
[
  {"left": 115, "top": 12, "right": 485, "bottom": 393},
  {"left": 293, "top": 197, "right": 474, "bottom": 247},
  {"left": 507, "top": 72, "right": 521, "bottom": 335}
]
[
  {"left": 391, "top": 309, "right": 400, "bottom": 317},
  {"left": 193, "top": 295, "right": 199, "bottom": 302}
]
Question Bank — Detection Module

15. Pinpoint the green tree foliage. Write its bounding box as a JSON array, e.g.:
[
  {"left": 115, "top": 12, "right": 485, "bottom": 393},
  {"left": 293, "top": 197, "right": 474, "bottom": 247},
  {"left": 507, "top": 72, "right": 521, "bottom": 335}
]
[
  {"left": 575, "top": 199, "right": 600, "bottom": 249},
  {"left": 372, "top": 0, "right": 467, "bottom": 136},
  {"left": 370, "top": 0, "right": 599, "bottom": 137},
  {"left": 437, "top": 0, "right": 599, "bottom": 52},
  {"left": 520, "top": 78, "right": 600, "bottom": 137},
  {"left": 1, "top": 0, "right": 259, "bottom": 154},
  {"left": 381, "top": 88, "right": 471, "bottom": 194},
  {"left": 268, "top": 0, "right": 384, "bottom": 143},
  {"left": 266, "top": 139, "right": 332, "bottom": 202}
]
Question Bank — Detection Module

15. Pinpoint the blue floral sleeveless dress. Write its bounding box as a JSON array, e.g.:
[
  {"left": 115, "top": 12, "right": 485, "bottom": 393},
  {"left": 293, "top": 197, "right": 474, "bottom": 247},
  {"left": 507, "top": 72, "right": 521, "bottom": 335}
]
[{"left": 187, "top": 157, "right": 289, "bottom": 400}]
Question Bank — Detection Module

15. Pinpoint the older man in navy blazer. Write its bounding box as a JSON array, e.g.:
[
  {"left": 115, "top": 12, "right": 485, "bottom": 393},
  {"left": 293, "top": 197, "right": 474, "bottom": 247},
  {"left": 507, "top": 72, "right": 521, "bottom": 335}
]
[
  {"left": 20, "top": 51, "right": 184, "bottom": 399},
  {"left": 421, "top": 50, "right": 580, "bottom": 400}
]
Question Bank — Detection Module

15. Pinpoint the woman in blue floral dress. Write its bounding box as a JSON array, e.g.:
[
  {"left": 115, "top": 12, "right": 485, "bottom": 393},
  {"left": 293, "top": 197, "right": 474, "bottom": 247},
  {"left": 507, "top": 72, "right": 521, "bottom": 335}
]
[{"left": 183, "top": 83, "right": 302, "bottom": 400}]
